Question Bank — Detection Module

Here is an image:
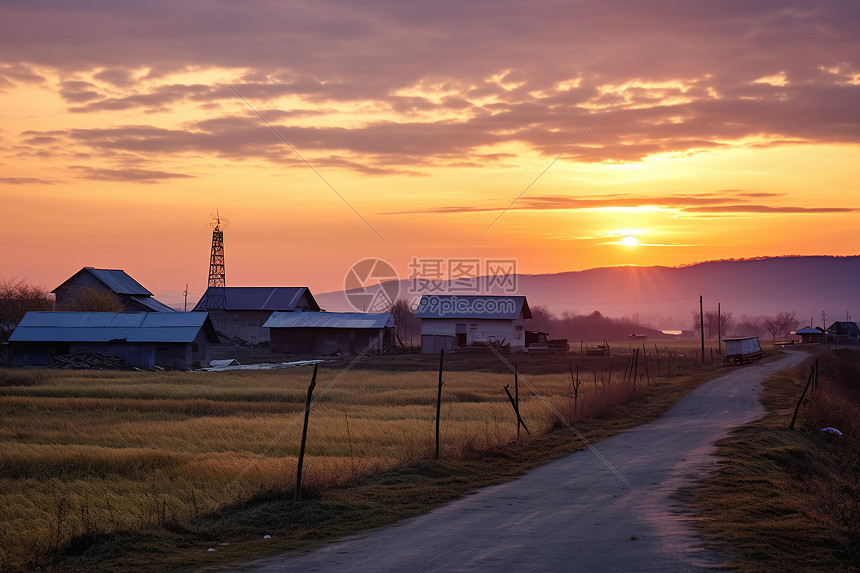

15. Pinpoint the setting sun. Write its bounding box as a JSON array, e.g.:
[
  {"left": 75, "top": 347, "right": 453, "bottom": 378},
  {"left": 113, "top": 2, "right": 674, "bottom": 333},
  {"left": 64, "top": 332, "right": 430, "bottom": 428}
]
[{"left": 620, "top": 235, "right": 640, "bottom": 247}]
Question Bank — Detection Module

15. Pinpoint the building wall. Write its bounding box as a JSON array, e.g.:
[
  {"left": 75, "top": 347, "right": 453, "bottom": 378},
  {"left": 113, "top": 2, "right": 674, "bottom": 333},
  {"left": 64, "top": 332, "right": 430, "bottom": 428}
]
[
  {"left": 420, "top": 334, "right": 455, "bottom": 355},
  {"left": 420, "top": 317, "right": 526, "bottom": 354},
  {"left": 13, "top": 340, "right": 207, "bottom": 370},
  {"left": 207, "top": 310, "right": 274, "bottom": 343},
  {"left": 191, "top": 329, "right": 211, "bottom": 368},
  {"left": 270, "top": 327, "right": 388, "bottom": 355},
  {"left": 12, "top": 342, "right": 70, "bottom": 366},
  {"left": 54, "top": 273, "right": 123, "bottom": 309},
  {"left": 295, "top": 293, "right": 317, "bottom": 311}
]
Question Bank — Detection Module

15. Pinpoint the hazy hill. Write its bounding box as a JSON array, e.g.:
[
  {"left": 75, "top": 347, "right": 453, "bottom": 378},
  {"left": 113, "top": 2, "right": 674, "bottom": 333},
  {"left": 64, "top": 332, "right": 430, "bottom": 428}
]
[{"left": 316, "top": 256, "right": 860, "bottom": 330}]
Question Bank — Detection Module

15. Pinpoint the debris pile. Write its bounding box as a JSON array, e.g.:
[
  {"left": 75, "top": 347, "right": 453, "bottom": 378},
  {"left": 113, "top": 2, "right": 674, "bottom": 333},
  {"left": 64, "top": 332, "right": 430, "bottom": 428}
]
[{"left": 48, "top": 352, "right": 125, "bottom": 370}]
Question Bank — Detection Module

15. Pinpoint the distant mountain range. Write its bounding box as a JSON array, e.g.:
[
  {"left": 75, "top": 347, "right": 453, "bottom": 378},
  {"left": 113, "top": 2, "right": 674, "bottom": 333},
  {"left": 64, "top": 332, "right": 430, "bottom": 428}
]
[{"left": 316, "top": 256, "right": 859, "bottom": 330}]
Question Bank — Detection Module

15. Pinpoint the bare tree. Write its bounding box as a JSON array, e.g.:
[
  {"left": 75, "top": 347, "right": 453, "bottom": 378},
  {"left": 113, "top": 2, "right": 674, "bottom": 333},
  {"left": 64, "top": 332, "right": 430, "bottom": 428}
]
[
  {"left": 703, "top": 308, "right": 733, "bottom": 339},
  {"left": 763, "top": 311, "right": 800, "bottom": 341},
  {"left": 690, "top": 310, "right": 702, "bottom": 336},
  {"left": 389, "top": 297, "right": 416, "bottom": 348},
  {"left": 0, "top": 277, "right": 53, "bottom": 340},
  {"left": 732, "top": 314, "right": 765, "bottom": 337},
  {"left": 529, "top": 304, "right": 555, "bottom": 334}
]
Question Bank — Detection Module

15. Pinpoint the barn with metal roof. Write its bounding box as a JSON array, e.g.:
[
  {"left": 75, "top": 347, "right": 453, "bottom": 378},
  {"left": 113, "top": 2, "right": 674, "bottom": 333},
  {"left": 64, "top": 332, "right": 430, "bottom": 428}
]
[
  {"left": 9, "top": 311, "right": 218, "bottom": 369},
  {"left": 826, "top": 321, "right": 860, "bottom": 346},
  {"left": 193, "top": 287, "right": 320, "bottom": 344},
  {"left": 414, "top": 295, "right": 531, "bottom": 354},
  {"left": 264, "top": 311, "right": 394, "bottom": 355},
  {"left": 53, "top": 267, "right": 176, "bottom": 313}
]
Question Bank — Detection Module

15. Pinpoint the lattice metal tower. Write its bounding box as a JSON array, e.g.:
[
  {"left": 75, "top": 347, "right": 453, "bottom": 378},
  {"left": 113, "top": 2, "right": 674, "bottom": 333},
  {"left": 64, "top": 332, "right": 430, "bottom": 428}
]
[
  {"left": 202, "top": 212, "right": 229, "bottom": 311},
  {"left": 208, "top": 219, "right": 226, "bottom": 288}
]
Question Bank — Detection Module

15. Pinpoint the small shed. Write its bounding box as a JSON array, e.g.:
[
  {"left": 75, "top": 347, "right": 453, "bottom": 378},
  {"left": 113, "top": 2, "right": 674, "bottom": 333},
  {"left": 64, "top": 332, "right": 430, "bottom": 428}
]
[
  {"left": 795, "top": 326, "right": 825, "bottom": 344},
  {"left": 723, "top": 336, "right": 762, "bottom": 364},
  {"left": 9, "top": 311, "right": 217, "bottom": 370},
  {"left": 264, "top": 311, "right": 394, "bottom": 355}
]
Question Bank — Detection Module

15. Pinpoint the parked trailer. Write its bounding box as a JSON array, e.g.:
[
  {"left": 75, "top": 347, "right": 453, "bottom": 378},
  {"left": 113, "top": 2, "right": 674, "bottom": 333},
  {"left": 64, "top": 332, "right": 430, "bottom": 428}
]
[{"left": 723, "top": 336, "right": 762, "bottom": 364}]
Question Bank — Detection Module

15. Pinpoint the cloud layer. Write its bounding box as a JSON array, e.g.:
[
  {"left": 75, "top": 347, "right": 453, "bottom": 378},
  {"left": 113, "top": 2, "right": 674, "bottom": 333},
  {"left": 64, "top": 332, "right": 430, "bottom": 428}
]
[{"left": 2, "top": 0, "right": 859, "bottom": 184}]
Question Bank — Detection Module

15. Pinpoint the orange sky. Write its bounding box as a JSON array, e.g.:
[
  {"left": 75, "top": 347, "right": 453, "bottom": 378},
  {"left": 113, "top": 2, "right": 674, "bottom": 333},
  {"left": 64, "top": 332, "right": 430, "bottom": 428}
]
[{"left": 1, "top": 2, "right": 858, "bottom": 309}]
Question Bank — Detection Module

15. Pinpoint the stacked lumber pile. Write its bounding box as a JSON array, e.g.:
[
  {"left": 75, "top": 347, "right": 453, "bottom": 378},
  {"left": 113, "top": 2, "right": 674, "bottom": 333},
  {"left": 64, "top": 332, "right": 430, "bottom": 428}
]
[{"left": 49, "top": 352, "right": 125, "bottom": 370}]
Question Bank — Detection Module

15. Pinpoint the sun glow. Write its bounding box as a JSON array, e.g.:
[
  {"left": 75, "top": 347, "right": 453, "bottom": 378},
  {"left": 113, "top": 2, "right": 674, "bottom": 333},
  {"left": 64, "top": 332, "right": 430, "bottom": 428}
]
[{"left": 619, "top": 235, "right": 640, "bottom": 247}]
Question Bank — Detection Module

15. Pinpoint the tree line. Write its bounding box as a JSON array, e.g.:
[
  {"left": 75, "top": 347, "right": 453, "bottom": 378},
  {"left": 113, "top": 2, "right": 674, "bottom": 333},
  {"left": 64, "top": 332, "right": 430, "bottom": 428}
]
[{"left": 691, "top": 307, "right": 801, "bottom": 341}]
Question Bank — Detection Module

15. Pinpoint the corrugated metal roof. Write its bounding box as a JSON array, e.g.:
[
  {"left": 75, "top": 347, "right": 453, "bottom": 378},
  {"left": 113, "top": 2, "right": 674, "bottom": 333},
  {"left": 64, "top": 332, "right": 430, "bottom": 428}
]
[
  {"left": 128, "top": 296, "right": 177, "bottom": 313},
  {"left": 9, "top": 312, "right": 214, "bottom": 343},
  {"left": 413, "top": 295, "right": 531, "bottom": 320},
  {"left": 52, "top": 267, "right": 152, "bottom": 296},
  {"left": 827, "top": 321, "right": 860, "bottom": 336},
  {"left": 193, "top": 287, "right": 320, "bottom": 311},
  {"left": 263, "top": 311, "right": 393, "bottom": 329},
  {"left": 795, "top": 326, "right": 822, "bottom": 334}
]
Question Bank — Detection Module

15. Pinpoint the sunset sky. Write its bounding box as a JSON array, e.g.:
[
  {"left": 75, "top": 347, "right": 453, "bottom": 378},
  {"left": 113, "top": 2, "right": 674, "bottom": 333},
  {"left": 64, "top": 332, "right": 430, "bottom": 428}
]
[{"left": 1, "top": 1, "right": 858, "bottom": 309}]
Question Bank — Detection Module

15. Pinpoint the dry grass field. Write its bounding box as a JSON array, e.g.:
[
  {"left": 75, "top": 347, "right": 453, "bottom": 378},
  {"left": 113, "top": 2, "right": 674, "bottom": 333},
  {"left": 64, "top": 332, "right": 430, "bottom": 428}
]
[
  {"left": 0, "top": 341, "right": 716, "bottom": 571},
  {"left": 692, "top": 347, "right": 860, "bottom": 571}
]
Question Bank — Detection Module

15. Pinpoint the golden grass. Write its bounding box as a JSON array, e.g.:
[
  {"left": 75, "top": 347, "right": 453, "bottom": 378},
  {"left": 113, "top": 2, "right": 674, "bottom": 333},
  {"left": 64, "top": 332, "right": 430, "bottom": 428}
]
[{"left": 0, "top": 354, "right": 712, "bottom": 572}]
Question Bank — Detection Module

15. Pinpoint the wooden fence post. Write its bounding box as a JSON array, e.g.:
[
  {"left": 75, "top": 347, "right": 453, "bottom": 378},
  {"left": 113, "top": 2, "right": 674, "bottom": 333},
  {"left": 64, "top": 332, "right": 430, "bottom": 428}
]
[
  {"left": 504, "top": 383, "right": 530, "bottom": 436},
  {"left": 789, "top": 361, "right": 818, "bottom": 430},
  {"left": 570, "top": 361, "right": 580, "bottom": 421},
  {"left": 295, "top": 364, "right": 318, "bottom": 501},
  {"left": 435, "top": 349, "right": 444, "bottom": 460},
  {"left": 642, "top": 343, "right": 650, "bottom": 386}
]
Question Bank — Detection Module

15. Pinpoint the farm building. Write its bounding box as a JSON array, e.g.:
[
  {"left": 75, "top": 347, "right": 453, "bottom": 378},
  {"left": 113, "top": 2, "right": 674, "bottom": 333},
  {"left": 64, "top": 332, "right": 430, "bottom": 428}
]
[
  {"left": 826, "top": 321, "right": 860, "bottom": 345},
  {"left": 795, "top": 326, "right": 826, "bottom": 344},
  {"left": 193, "top": 287, "right": 320, "bottom": 343},
  {"left": 264, "top": 311, "right": 394, "bottom": 355},
  {"left": 9, "top": 311, "right": 218, "bottom": 370},
  {"left": 723, "top": 336, "right": 762, "bottom": 364},
  {"left": 53, "top": 267, "right": 176, "bottom": 312},
  {"left": 414, "top": 295, "right": 531, "bottom": 354}
]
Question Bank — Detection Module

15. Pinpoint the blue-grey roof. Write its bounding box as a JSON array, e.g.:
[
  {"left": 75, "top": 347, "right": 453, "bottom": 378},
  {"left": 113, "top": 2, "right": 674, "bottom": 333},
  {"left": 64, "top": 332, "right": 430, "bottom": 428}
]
[
  {"left": 795, "top": 326, "right": 823, "bottom": 334},
  {"left": 413, "top": 295, "right": 531, "bottom": 320},
  {"left": 53, "top": 267, "right": 152, "bottom": 296},
  {"left": 193, "top": 287, "right": 319, "bottom": 311},
  {"left": 128, "top": 296, "right": 177, "bottom": 313},
  {"left": 264, "top": 311, "right": 393, "bottom": 329},
  {"left": 9, "top": 312, "right": 216, "bottom": 343},
  {"left": 827, "top": 321, "right": 860, "bottom": 335}
]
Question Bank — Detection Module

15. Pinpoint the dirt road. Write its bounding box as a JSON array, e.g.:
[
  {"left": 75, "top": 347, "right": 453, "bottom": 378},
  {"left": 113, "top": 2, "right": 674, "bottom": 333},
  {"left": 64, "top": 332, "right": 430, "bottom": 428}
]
[{"left": 234, "top": 351, "right": 805, "bottom": 572}]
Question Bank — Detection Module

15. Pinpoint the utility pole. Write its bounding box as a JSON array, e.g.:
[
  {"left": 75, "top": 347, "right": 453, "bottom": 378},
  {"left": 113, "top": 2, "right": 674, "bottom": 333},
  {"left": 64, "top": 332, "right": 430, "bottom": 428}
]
[
  {"left": 184, "top": 284, "right": 188, "bottom": 312},
  {"left": 717, "top": 302, "right": 721, "bottom": 356},
  {"left": 699, "top": 295, "right": 705, "bottom": 365}
]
